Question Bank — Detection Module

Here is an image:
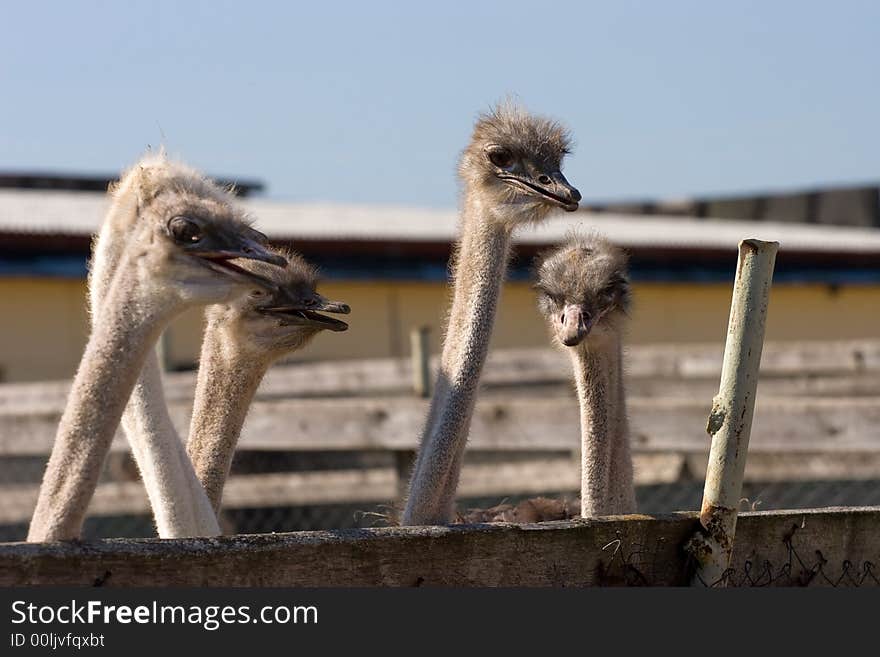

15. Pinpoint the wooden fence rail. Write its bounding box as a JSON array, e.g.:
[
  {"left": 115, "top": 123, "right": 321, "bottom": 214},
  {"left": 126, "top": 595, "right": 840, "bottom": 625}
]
[
  {"left": 2, "top": 395, "right": 878, "bottom": 456},
  {"left": 1, "top": 340, "right": 878, "bottom": 408},
  {"left": 2, "top": 507, "right": 877, "bottom": 586}
]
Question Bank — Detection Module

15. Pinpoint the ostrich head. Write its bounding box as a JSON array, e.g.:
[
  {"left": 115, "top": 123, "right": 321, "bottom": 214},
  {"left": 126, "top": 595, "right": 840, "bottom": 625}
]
[
  {"left": 535, "top": 234, "right": 631, "bottom": 347},
  {"left": 459, "top": 101, "right": 581, "bottom": 225},
  {"left": 209, "top": 248, "right": 350, "bottom": 359},
  {"left": 115, "top": 157, "right": 287, "bottom": 304}
]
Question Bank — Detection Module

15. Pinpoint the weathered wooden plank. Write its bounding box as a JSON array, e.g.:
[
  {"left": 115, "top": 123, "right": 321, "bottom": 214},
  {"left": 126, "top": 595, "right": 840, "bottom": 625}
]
[
  {"left": 2, "top": 340, "right": 878, "bottom": 409},
  {"left": 5, "top": 372, "right": 880, "bottom": 423},
  {"left": 2, "top": 395, "right": 877, "bottom": 456},
  {"left": 0, "top": 470, "right": 397, "bottom": 524},
  {"left": 1, "top": 507, "right": 877, "bottom": 586},
  {"left": 626, "top": 372, "right": 880, "bottom": 399},
  {"left": 682, "top": 451, "right": 880, "bottom": 483}
]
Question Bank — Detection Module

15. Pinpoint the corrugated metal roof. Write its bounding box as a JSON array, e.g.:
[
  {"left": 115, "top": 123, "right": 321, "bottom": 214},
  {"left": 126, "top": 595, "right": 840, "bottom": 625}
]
[
  {"left": 1, "top": 188, "right": 879, "bottom": 254},
  {"left": 583, "top": 183, "right": 880, "bottom": 228},
  {"left": 0, "top": 172, "right": 263, "bottom": 196}
]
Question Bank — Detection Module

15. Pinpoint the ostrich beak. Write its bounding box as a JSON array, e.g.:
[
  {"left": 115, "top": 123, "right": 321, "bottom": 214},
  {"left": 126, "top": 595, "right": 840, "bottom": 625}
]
[
  {"left": 192, "top": 236, "right": 288, "bottom": 292},
  {"left": 558, "top": 303, "right": 591, "bottom": 347},
  {"left": 499, "top": 171, "right": 581, "bottom": 212},
  {"left": 259, "top": 295, "right": 350, "bottom": 332},
  {"left": 195, "top": 236, "right": 288, "bottom": 268},
  {"left": 543, "top": 171, "right": 581, "bottom": 212}
]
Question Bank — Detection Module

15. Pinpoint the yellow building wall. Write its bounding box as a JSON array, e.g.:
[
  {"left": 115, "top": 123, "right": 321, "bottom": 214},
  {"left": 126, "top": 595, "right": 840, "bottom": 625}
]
[
  {"left": 0, "top": 277, "right": 877, "bottom": 382},
  {"left": 0, "top": 279, "right": 90, "bottom": 383}
]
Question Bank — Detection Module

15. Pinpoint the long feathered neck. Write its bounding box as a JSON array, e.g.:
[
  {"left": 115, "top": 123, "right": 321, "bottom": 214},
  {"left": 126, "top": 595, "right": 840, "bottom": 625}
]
[
  {"left": 123, "top": 353, "right": 221, "bottom": 537},
  {"left": 402, "top": 193, "right": 514, "bottom": 525},
  {"left": 28, "top": 257, "right": 177, "bottom": 541},
  {"left": 186, "top": 320, "right": 271, "bottom": 513},
  {"left": 87, "top": 176, "right": 220, "bottom": 539},
  {"left": 569, "top": 331, "right": 636, "bottom": 517}
]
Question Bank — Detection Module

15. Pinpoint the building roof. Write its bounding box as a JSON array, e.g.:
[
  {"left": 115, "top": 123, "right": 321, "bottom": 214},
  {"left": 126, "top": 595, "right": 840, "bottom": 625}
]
[
  {"left": 1, "top": 188, "right": 879, "bottom": 256},
  {"left": 0, "top": 172, "right": 263, "bottom": 197},
  {"left": 584, "top": 182, "right": 880, "bottom": 229}
]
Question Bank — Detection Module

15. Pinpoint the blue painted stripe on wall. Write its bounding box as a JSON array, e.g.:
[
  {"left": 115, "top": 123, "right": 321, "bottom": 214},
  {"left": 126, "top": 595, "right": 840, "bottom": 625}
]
[{"left": 0, "top": 255, "right": 877, "bottom": 285}]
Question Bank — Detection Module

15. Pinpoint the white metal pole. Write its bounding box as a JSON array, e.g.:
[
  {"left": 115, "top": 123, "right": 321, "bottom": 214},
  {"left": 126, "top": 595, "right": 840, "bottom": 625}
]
[{"left": 688, "top": 238, "right": 778, "bottom": 586}]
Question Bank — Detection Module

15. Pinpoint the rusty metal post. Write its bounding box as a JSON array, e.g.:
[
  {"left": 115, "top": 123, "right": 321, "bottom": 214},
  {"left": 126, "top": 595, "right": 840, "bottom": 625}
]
[
  {"left": 688, "top": 239, "right": 778, "bottom": 586},
  {"left": 410, "top": 326, "right": 431, "bottom": 398}
]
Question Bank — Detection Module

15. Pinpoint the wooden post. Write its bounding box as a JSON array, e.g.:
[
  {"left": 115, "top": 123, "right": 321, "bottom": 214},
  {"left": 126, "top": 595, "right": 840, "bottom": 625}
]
[
  {"left": 156, "top": 327, "right": 172, "bottom": 373},
  {"left": 397, "top": 326, "right": 431, "bottom": 504},
  {"left": 410, "top": 326, "right": 431, "bottom": 398},
  {"left": 687, "top": 239, "right": 778, "bottom": 586}
]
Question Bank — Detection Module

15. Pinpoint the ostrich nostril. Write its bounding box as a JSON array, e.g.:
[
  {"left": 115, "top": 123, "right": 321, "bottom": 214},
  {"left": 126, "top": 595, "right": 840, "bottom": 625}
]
[
  {"left": 559, "top": 312, "right": 566, "bottom": 324},
  {"left": 242, "top": 246, "right": 254, "bottom": 254},
  {"left": 538, "top": 174, "right": 551, "bottom": 185}
]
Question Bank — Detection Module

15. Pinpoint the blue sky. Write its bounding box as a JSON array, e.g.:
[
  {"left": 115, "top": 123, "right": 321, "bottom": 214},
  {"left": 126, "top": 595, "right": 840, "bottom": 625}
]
[{"left": 1, "top": 1, "right": 878, "bottom": 207}]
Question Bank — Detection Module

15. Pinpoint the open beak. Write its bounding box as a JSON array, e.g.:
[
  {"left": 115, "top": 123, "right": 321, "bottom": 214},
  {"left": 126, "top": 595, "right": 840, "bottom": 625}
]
[
  {"left": 194, "top": 237, "right": 288, "bottom": 291},
  {"left": 501, "top": 171, "right": 581, "bottom": 212},
  {"left": 259, "top": 296, "right": 350, "bottom": 332},
  {"left": 557, "top": 303, "right": 592, "bottom": 347}
]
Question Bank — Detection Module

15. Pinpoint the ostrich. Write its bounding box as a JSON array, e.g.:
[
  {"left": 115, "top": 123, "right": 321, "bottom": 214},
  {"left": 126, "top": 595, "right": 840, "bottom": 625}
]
[
  {"left": 186, "top": 249, "right": 349, "bottom": 515},
  {"left": 534, "top": 234, "right": 636, "bottom": 516},
  {"left": 87, "top": 157, "right": 230, "bottom": 539},
  {"left": 402, "top": 102, "right": 581, "bottom": 525},
  {"left": 27, "top": 156, "right": 286, "bottom": 542}
]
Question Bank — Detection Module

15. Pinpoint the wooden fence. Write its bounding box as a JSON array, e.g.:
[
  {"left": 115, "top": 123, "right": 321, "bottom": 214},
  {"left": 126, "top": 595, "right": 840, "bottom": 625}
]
[
  {"left": 1, "top": 340, "right": 878, "bottom": 524},
  {"left": 1, "top": 340, "right": 879, "bottom": 586},
  {"left": 1, "top": 507, "right": 877, "bottom": 586}
]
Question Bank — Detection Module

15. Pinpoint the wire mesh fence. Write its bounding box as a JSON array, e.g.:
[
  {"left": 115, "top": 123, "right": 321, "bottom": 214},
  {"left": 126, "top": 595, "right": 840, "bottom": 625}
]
[
  {"left": 596, "top": 509, "right": 880, "bottom": 587},
  {"left": 2, "top": 476, "right": 878, "bottom": 546}
]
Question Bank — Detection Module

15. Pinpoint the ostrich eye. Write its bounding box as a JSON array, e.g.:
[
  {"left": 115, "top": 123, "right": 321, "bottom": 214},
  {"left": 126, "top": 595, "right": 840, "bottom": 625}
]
[
  {"left": 606, "top": 275, "right": 629, "bottom": 297},
  {"left": 487, "top": 148, "right": 514, "bottom": 169},
  {"left": 538, "top": 289, "right": 563, "bottom": 306},
  {"left": 600, "top": 286, "right": 619, "bottom": 303},
  {"left": 168, "top": 216, "right": 202, "bottom": 244},
  {"left": 602, "top": 278, "right": 629, "bottom": 306}
]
